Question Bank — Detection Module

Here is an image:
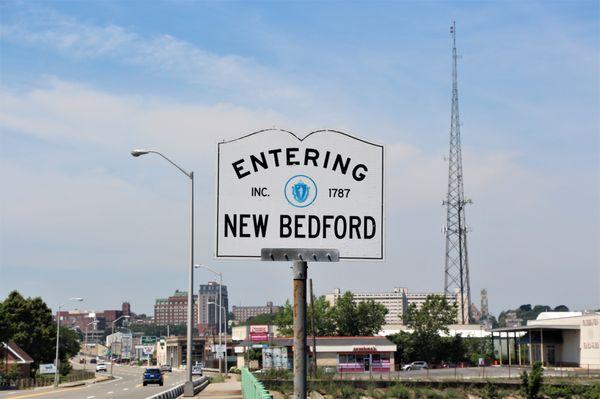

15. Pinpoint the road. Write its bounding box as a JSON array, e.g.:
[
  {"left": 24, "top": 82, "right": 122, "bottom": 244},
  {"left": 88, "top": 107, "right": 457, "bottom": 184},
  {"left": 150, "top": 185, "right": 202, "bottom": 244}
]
[{"left": 0, "top": 365, "right": 194, "bottom": 399}]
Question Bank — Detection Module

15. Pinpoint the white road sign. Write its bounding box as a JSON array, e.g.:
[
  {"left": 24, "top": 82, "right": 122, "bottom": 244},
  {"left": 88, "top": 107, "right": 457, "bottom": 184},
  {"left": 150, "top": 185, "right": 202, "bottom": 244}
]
[
  {"left": 216, "top": 129, "right": 384, "bottom": 259},
  {"left": 39, "top": 364, "right": 56, "bottom": 374}
]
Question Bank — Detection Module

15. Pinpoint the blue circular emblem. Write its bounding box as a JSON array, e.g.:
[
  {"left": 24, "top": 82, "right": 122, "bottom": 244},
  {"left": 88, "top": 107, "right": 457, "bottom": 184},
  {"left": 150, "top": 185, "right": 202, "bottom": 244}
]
[{"left": 284, "top": 175, "right": 318, "bottom": 208}]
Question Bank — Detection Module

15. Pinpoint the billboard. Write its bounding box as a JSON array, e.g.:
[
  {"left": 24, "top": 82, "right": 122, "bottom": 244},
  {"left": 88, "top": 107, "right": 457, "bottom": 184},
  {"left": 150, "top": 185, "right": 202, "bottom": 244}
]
[{"left": 216, "top": 129, "right": 384, "bottom": 260}]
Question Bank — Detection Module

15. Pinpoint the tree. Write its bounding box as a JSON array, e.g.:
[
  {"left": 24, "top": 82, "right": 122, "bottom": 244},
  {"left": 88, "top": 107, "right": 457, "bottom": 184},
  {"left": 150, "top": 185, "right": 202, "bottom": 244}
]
[
  {"left": 401, "top": 295, "right": 459, "bottom": 363},
  {"left": 274, "top": 300, "right": 293, "bottom": 336},
  {"left": 388, "top": 331, "right": 415, "bottom": 366},
  {"left": 332, "top": 292, "right": 388, "bottom": 336},
  {"left": 404, "top": 295, "right": 457, "bottom": 336},
  {"left": 0, "top": 291, "right": 80, "bottom": 376},
  {"left": 553, "top": 305, "right": 569, "bottom": 312},
  {"left": 521, "top": 362, "right": 544, "bottom": 398},
  {"left": 332, "top": 292, "right": 360, "bottom": 336},
  {"left": 275, "top": 293, "right": 387, "bottom": 337},
  {"left": 308, "top": 296, "right": 336, "bottom": 336},
  {"left": 244, "top": 313, "right": 279, "bottom": 326},
  {"left": 356, "top": 300, "right": 388, "bottom": 336}
]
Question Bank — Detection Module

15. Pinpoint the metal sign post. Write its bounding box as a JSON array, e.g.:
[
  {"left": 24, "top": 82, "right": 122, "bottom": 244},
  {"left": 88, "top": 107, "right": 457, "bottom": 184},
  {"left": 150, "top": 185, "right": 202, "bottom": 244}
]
[{"left": 262, "top": 248, "right": 339, "bottom": 399}]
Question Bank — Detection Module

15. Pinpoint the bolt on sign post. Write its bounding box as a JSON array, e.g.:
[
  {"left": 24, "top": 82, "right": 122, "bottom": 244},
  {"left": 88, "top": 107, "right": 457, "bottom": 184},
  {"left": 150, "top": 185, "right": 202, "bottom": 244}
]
[{"left": 216, "top": 129, "right": 384, "bottom": 399}]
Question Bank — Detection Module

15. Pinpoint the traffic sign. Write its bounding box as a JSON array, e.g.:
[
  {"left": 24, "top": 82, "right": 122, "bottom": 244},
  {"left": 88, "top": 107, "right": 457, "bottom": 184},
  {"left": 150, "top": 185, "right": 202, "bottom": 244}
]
[
  {"left": 141, "top": 336, "right": 157, "bottom": 344},
  {"left": 216, "top": 129, "right": 384, "bottom": 260}
]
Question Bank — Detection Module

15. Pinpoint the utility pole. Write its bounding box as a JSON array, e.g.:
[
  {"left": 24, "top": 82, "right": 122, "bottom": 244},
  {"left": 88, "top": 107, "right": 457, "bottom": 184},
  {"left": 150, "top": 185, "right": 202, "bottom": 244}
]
[
  {"left": 443, "top": 21, "right": 472, "bottom": 324},
  {"left": 262, "top": 249, "right": 338, "bottom": 399},
  {"left": 309, "top": 279, "right": 317, "bottom": 377}
]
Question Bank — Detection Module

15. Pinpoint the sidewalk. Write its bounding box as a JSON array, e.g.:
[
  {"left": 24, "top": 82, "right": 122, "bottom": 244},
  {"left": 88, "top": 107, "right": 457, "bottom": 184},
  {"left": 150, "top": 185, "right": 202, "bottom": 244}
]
[{"left": 195, "top": 376, "right": 242, "bottom": 398}]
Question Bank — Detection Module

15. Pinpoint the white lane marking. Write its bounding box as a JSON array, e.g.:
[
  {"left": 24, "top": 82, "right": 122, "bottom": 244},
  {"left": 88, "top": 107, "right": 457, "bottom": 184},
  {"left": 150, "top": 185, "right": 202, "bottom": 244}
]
[
  {"left": 107, "top": 392, "right": 114, "bottom": 394},
  {"left": 87, "top": 396, "right": 96, "bottom": 399},
  {"left": 123, "top": 388, "right": 129, "bottom": 391}
]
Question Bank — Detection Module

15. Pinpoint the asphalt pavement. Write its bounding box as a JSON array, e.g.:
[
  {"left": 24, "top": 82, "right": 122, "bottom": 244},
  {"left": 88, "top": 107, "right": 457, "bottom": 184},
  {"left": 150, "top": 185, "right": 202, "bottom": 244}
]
[{"left": 0, "top": 365, "right": 191, "bottom": 399}]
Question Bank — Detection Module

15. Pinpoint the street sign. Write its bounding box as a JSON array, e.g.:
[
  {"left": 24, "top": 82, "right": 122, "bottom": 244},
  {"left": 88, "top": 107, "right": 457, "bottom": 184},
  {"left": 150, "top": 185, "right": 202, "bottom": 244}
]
[
  {"left": 141, "top": 336, "right": 157, "bottom": 344},
  {"left": 216, "top": 129, "right": 384, "bottom": 260},
  {"left": 39, "top": 364, "right": 56, "bottom": 374},
  {"left": 142, "top": 345, "right": 154, "bottom": 356}
]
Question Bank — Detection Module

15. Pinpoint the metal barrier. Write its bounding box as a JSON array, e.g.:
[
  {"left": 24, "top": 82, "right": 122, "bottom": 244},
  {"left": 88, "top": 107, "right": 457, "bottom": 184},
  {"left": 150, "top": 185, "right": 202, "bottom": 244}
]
[
  {"left": 145, "top": 376, "right": 209, "bottom": 399},
  {"left": 241, "top": 368, "right": 272, "bottom": 399}
]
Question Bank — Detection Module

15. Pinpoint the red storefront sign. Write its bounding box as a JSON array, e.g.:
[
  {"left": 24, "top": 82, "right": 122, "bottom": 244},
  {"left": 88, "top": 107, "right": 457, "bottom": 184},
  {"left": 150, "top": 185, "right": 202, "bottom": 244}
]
[{"left": 249, "top": 325, "right": 269, "bottom": 342}]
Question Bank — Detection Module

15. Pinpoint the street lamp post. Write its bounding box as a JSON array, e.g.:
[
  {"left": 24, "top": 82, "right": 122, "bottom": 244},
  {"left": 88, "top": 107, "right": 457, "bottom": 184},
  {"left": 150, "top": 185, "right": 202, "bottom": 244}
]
[
  {"left": 110, "top": 315, "right": 130, "bottom": 376},
  {"left": 131, "top": 149, "right": 195, "bottom": 396},
  {"left": 195, "top": 264, "right": 225, "bottom": 375},
  {"left": 54, "top": 298, "right": 83, "bottom": 388},
  {"left": 83, "top": 319, "right": 97, "bottom": 371},
  {"left": 208, "top": 301, "right": 227, "bottom": 377}
]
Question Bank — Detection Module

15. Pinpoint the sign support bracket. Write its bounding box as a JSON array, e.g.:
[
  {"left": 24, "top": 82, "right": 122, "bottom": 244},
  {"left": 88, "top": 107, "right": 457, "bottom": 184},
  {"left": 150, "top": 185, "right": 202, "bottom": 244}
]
[{"left": 262, "top": 248, "right": 339, "bottom": 399}]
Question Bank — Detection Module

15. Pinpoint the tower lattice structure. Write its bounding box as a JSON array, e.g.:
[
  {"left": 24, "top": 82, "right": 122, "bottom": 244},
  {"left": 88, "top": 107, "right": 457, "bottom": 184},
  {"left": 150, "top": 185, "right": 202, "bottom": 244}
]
[{"left": 443, "top": 21, "right": 472, "bottom": 324}]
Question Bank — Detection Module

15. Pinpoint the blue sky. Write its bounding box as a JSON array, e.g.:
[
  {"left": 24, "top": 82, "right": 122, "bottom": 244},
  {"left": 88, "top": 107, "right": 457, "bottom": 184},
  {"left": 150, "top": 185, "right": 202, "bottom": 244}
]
[{"left": 1, "top": 1, "right": 598, "bottom": 317}]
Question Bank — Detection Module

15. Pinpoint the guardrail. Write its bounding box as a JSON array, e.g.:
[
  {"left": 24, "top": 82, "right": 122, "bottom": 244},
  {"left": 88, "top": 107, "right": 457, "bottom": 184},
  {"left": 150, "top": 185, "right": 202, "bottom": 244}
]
[
  {"left": 0, "top": 370, "right": 96, "bottom": 390},
  {"left": 241, "top": 368, "right": 272, "bottom": 399},
  {"left": 145, "top": 376, "right": 209, "bottom": 399}
]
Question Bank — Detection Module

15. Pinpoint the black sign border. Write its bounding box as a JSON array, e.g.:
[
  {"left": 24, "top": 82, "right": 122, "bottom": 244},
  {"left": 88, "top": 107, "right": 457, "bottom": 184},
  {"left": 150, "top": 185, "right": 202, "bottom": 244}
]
[{"left": 216, "top": 129, "right": 384, "bottom": 260}]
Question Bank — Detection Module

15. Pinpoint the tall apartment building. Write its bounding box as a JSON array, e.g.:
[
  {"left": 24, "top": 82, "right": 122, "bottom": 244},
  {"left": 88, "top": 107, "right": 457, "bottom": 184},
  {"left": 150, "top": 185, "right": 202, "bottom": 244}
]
[
  {"left": 325, "top": 287, "right": 408, "bottom": 325},
  {"left": 154, "top": 290, "right": 198, "bottom": 326},
  {"left": 405, "top": 290, "right": 463, "bottom": 323},
  {"left": 325, "top": 287, "right": 464, "bottom": 325},
  {"left": 197, "top": 282, "right": 229, "bottom": 335},
  {"left": 232, "top": 301, "right": 282, "bottom": 323}
]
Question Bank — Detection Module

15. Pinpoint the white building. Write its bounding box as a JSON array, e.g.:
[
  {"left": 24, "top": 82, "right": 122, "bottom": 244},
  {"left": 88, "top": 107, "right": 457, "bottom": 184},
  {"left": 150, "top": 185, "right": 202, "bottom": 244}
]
[
  {"left": 490, "top": 311, "right": 600, "bottom": 368},
  {"left": 325, "top": 287, "right": 464, "bottom": 325}
]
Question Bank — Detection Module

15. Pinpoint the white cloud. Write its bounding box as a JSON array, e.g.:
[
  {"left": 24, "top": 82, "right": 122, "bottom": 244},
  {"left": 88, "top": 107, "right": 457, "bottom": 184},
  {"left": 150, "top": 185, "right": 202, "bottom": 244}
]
[
  {"left": 0, "top": 78, "right": 290, "bottom": 158},
  {"left": 0, "top": 8, "right": 308, "bottom": 102}
]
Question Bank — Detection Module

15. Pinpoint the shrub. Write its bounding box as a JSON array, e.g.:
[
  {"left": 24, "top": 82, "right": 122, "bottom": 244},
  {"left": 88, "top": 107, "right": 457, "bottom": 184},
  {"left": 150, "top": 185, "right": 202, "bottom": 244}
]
[
  {"left": 209, "top": 374, "right": 225, "bottom": 383},
  {"left": 583, "top": 383, "right": 600, "bottom": 399},
  {"left": 521, "top": 362, "right": 544, "bottom": 399},
  {"left": 337, "top": 384, "right": 361, "bottom": 399},
  {"left": 483, "top": 381, "right": 499, "bottom": 399},
  {"left": 388, "top": 384, "right": 411, "bottom": 399},
  {"left": 444, "top": 388, "right": 462, "bottom": 399},
  {"left": 427, "top": 389, "right": 444, "bottom": 399}
]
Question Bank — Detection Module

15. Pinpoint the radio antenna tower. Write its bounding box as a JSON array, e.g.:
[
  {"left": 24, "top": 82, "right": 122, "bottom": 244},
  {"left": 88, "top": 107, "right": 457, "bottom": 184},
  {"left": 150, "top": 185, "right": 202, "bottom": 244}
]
[{"left": 443, "top": 21, "right": 472, "bottom": 324}]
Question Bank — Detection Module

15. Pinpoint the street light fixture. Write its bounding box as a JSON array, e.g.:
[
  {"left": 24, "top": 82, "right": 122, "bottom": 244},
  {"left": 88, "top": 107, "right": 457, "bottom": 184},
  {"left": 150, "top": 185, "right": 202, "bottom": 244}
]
[
  {"left": 110, "top": 315, "right": 130, "bottom": 376},
  {"left": 131, "top": 148, "right": 195, "bottom": 396},
  {"left": 54, "top": 297, "right": 83, "bottom": 387},
  {"left": 194, "top": 264, "right": 226, "bottom": 375},
  {"left": 83, "top": 319, "right": 98, "bottom": 371}
]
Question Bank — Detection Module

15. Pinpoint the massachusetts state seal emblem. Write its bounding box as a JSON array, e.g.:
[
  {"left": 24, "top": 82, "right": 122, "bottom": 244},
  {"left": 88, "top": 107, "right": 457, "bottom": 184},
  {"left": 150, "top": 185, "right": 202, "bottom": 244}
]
[{"left": 284, "top": 175, "right": 317, "bottom": 208}]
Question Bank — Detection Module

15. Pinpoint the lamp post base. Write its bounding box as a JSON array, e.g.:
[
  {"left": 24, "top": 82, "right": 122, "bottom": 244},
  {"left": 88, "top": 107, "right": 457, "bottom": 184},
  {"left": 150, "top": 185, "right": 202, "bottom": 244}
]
[{"left": 183, "top": 381, "right": 195, "bottom": 397}]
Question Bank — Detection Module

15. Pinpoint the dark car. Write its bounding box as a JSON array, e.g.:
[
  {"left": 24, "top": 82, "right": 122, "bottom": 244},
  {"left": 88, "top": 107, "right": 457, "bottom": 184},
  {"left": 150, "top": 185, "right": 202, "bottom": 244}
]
[
  {"left": 161, "top": 364, "right": 172, "bottom": 372},
  {"left": 143, "top": 368, "right": 164, "bottom": 386}
]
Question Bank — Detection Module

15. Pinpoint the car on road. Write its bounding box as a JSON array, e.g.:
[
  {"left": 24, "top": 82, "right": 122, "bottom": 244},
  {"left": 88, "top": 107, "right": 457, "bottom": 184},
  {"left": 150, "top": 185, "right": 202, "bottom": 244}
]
[
  {"left": 191, "top": 365, "right": 203, "bottom": 376},
  {"left": 402, "top": 361, "right": 429, "bottom": 371},
  {"left": 161, "top": 364, "right": 172, "bottom": 372},
  {"left": 143, "top": 368, "right": 164, "bottom": 386},
  {"left": 96, "top": 363, "right": 107, "bottom": 372},
  {"left": 90, "top": 358, "right": 97, "bottom": 364}
]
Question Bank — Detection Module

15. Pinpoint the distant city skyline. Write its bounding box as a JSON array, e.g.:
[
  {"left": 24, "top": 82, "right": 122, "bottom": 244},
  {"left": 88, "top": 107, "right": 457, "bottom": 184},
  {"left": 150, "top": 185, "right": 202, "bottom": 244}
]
[{"left": 1, "top": 2, "right": 598, "bottom": 316}]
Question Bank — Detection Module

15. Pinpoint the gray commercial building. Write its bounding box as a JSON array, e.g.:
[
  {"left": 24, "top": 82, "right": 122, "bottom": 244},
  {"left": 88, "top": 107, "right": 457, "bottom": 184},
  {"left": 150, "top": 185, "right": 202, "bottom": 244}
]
[{"left": 198, "top": 281, "right": 229, "bottom": 335}]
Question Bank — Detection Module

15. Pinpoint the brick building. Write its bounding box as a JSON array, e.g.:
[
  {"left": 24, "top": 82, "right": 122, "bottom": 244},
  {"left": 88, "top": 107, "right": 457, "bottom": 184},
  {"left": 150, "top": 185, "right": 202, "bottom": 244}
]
[
  {"left": 154, "top": 290, "right": 198, "bottom": 326},
  {"left": 232, "top": 301, "right": 281, "bottom": 323}
]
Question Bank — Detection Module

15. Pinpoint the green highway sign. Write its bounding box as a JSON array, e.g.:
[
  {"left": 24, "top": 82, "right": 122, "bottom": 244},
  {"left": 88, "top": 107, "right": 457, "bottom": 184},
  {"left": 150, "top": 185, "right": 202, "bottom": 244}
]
[{"left": 141, "top": 336, "right": 157, "bottom": 344}]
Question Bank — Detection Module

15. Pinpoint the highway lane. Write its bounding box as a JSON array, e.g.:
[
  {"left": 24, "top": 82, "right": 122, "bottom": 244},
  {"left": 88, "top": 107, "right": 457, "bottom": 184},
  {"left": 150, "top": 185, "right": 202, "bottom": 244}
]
[{"left": 0, "top": 365, "right": 191, "bottom": 399}]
